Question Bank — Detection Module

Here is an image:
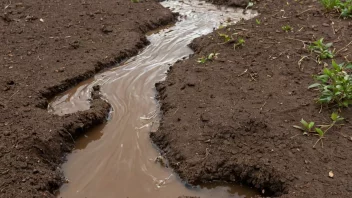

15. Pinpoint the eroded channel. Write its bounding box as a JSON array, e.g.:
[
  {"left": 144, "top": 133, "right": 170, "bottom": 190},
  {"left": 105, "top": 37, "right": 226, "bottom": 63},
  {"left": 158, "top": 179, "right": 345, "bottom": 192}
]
[{"left": 50, "top": 0, "right": 258, "bottom": 197}]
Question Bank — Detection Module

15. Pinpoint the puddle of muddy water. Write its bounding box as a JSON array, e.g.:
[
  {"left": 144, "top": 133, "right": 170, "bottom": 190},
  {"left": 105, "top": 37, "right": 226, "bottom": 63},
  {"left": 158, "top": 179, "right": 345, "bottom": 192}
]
[{"left": 50, "top": 0, "right": 258, "bottom": 197}]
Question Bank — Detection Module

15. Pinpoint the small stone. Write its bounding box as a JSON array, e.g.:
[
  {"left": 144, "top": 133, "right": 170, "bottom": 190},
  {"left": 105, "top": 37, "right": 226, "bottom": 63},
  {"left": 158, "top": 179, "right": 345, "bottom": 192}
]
[
  {"left": 58, "top": 67, "right": 65, "bottom": 72},
  {"left": 329, "top": 171, "right": 334, "bottom": 178}
]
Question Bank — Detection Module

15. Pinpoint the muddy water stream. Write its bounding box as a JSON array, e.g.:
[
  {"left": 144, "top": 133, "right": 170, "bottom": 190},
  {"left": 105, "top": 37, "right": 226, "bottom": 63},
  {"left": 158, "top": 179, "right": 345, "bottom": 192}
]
[{"left": 50, "top": 0, "right": 257, "bottom": 197}]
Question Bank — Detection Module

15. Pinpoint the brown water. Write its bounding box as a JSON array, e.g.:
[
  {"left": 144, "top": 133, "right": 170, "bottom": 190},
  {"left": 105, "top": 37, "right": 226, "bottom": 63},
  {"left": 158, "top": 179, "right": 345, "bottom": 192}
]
[{"left": 49, "top": 0, "right": 258, "bottom": 197}]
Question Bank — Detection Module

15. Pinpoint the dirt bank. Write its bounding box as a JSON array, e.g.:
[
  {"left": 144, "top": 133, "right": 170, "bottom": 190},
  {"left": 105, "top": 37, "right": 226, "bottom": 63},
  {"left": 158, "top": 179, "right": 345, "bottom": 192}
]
[
  {"left": 151, "top": 0, "right": 352, "bottom": 197},
  {"left": 0, "top": 0, "right": 175, "bottom": 197}
]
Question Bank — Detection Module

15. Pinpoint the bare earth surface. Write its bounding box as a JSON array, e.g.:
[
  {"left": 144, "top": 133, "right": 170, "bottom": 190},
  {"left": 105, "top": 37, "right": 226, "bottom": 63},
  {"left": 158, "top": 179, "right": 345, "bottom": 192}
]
[
  {"left": 151, "top": 0, "right": 352, "bottom": 197},
  {"left": 0, "top": 0, "right": 174, "bottom": 197},
  {"left": 2, "top": 0, "right": 352, "bottom": 197}
]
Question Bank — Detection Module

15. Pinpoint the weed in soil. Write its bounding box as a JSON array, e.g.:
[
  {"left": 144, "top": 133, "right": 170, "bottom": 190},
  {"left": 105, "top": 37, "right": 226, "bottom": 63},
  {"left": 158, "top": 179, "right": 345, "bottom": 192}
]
[
  {"left": 308, "top": 38, "right": 335, "bottom": 60},
  {"left": 294, "top": 112, "right": 344, "bottom": 148},
  {"left": 320, "top": 0, "right": 341, "bottom": 10},
  {"left": 309, "top": 60, "right": 352, "bottom": 107},
  {"left": 281, "top": 25, "right": 293, "bottom": 32},
  {"left": 197, "top": 53, "right": 219, "bottom": 64},
  {"left": 234, "top": 38, "right": 245, "bottom": 49},
  {"left": 255, "top": 19, "right": 261, "bottom": 25},
  {"left": 320, "top": 0, "right": 352, "bottom": 18},
  {"left": 218, "top": 32, "right": 232, "bottom": 42}
]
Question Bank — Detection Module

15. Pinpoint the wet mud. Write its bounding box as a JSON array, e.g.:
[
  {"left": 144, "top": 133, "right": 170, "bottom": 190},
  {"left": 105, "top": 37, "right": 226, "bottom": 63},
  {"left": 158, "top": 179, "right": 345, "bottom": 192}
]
[
  {"left": 152, "top": 0, "right": 352, "bottom": 197},
  {"left": 0, "top": 0, "right": 175, "bottom": 197},
  {"left": 49, "top": 1, "right": 258, "bottom": 197}
]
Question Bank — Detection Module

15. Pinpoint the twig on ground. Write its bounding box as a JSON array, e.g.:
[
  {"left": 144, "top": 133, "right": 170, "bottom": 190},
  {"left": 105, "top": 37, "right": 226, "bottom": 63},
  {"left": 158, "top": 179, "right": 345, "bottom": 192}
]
[
  {"left": 290, "top": 134, "right": 300, "bottom": 139},
  {"left": 336, "top": 40, "right": 352, "bottom": 55},
  {"left": 173, "top": 107, "right": 179, "bottom": 115},
  {"left": 286, "top": 37, "right": 310, "bottom": 49},
  {"left": 9, "top": 90, "right": 19, "bottom": 100},
  {"left": 249, "top": 73, "right": 257, "bottom": 81},
  {"left": 298, "top": 56, "right": 308, "bottom": 71},
  {"left": 238, "top": 69, "right": 248, "bottom": 77},
  {"left": 259, "top": 101, "right": 267, "bottom": 111},
  {"left": 64, "top": 131, "right": 75, "bottom": 144},
  {"left": 296, "top": 8, "right": 318, "bottom": 16}
]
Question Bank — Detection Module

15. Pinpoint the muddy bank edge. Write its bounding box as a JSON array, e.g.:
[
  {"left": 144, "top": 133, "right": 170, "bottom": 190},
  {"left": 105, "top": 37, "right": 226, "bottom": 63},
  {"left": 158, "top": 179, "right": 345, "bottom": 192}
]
[
  {"left": 151, "top": 0, "right": 352, "bottom": 197},
  {"left": 0, "top": 0, "right": 176, "bottom": 197}
]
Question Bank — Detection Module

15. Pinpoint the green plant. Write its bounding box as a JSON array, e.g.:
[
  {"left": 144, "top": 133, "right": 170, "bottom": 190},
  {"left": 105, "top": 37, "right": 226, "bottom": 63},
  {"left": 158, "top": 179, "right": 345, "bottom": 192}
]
[
  {"left": 256, "top": 19, "right": 261, "bottom": 25},
  {"left": 293, "top": 119, "right": 315, "bottom": 135},
  {"left": 293, "top": 112, "right": 344, "bottom": 147},
  {"left": 218, "top": 33, "right": 232, "bottom": 42},
  {"left": 281, "top": 25, "right": 293, "bottom": 32},
  {"left": 245, "top": 2, "right": 254, "bottom": 9},
  {"left": 197, "top": 53, "right": 219, "bottom": 64},
  {"left": 319, "top": 0, "right": 340, "bottom": 10},
  {"left": 308, "top": 38, "right": 335, "bottom": 59},
  {"left": 339, "top": 0, "right": 352, "bottom": 18},
  {"left": 319, "top": 0, "right": 352, "bottom": 18},
  {"left": 234, "top": 38, "right": 245, "bottom": 49},
  {"left": 131, "top": 0, "right": 139, "bottom": 3},
  {"left": 309, "top": 60, "right": 352, "bottom": 107},
  {"left": 313, "top": 112, "right": 344, "bottom": 147}
]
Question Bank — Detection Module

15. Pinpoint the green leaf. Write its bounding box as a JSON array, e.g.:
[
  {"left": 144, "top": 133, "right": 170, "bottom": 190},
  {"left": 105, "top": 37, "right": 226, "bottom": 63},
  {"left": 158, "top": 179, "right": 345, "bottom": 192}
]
[
  {"left": 315, "top": 128, "right": 324, "bottom": 137},
  {"left": 331, "top": 112, "right": 338, "bottom": 121},
  {"left": 323, "top": 68, "right": 332, "bottom": 76},
  {"left": 332, "top": 60, "right": 340, "bottom": 71},
  {"left": 345, "top": 63, "right": 352, "bottom": 69},
  {"left": 300, "top": 119, "right": 309, "bottom": 128},
  {"left": 308, "top": 122, "right": 315, "bottom": 130},
  {"left": 308, "top": 83, "right": 321, "bottom": 89}
]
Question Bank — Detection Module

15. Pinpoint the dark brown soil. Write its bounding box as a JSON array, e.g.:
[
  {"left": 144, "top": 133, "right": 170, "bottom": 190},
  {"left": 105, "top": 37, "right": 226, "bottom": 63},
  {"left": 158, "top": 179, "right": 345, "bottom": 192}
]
[
  {"left": 0, "top": 0, "right": 175, "bottom": 197},
  {"left": 151, "top": 0, "right": 352, "bottom": 197}
]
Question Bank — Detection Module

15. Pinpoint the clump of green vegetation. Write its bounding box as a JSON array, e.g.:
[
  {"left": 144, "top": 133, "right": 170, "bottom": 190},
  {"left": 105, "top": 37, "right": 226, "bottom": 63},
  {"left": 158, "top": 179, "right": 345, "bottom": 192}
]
[
  {"left": 319, "top": 0, "right": 352, "bottom": 18},
  {"left": 339, "top": 0, "right": 352, "bottom": 17},
  {"left": 255, "top": 19, "right": 261, "bottom": 25},
  {"left": 309, "top": 60, "right": 352, "bottom": 107},
  {"left": 308, "top": 38, "right": 335, "bottom": 59},
  {"left": 197, "top": 53, "right": 219, "bottom": 64},
  {"left": 218, "top": 33, "right": 232, "bottom": 42},
  {"left": 131, "top": 0, "right": 140, "bottom": 3},
  {"left": 281, "top": 25, "right": 293, "bottom": 32},
  {"left": 320, "top": 0, "right": 340, "bottom": 10},
  {"left": 234, "top": 38, "right": 245, "bottom": 49},
  {"left": 293, "top": 112, "right": 344, "bottom": 147}
]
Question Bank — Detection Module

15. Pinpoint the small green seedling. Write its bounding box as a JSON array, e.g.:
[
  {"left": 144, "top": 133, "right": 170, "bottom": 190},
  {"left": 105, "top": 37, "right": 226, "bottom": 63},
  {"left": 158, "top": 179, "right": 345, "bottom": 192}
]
[
  {"left": 319, "top": 0, "right": 352, "bottom": 18},
  {"left": 197, "top": 53, "right": 219, "bottom": 64},
  {"left": 319, "top": 0, "right": 340, "bottom": 10},
  {"left": 218, "top": 33, "right": 232, "bottom": 42},
  {"left": 308, "top": 60, "right": 352, "bottom": 107},
  {"left": 245, "top": 2, "right": 254, "bottom": 9},
  {"left": 131, "top": 0, "right": 140, "bottom": 2},
  {"left": 281, "top": 25, "right": 293, "bottom": 32},
  {"left": 234, "top": 38, "right": 245, "bottom": 49},
  {"left": 308, "top": 38, "right": 335, "bottom": 60},
  {"left": 256, "top": 19, "right": 261, "bottom": 25},
  {"left": 339, "top": 0, "right": 352, "bottom": 18},
  {"left": 294, "top": 112, "right": 344, "bottom": 148},
  {"left": 313, "top": 112, "right": 344, "bottom": 147},
  {"left": 293, "top": 119, "right": 315, "bottom": 135}
]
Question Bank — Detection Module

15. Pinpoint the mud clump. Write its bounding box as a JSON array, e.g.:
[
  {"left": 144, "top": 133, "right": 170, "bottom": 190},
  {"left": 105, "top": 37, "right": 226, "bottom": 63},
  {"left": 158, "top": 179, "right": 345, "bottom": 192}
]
[{"left": 0, "top": 0, "right": 175, "bottom": 197}]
